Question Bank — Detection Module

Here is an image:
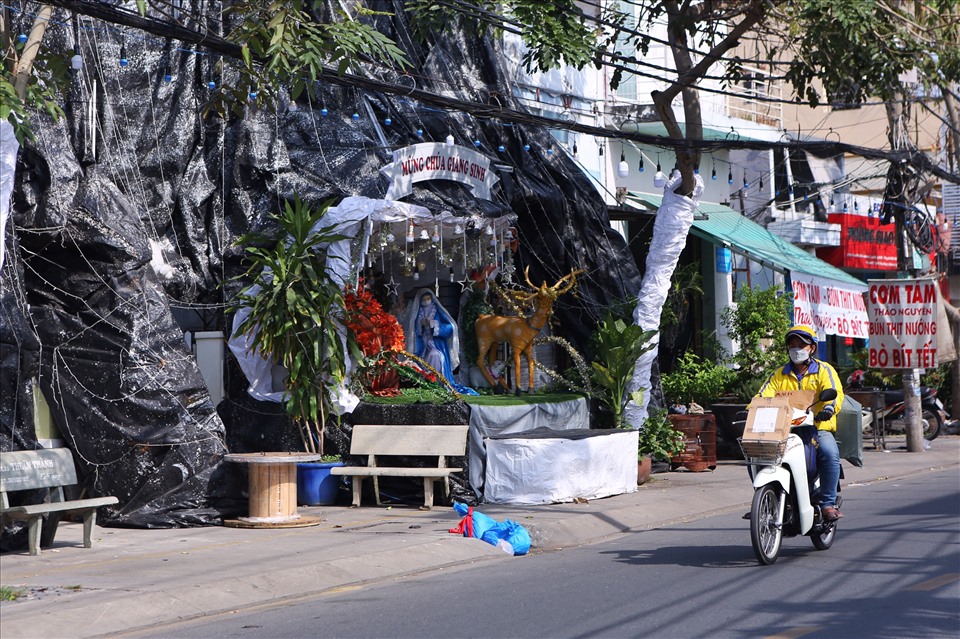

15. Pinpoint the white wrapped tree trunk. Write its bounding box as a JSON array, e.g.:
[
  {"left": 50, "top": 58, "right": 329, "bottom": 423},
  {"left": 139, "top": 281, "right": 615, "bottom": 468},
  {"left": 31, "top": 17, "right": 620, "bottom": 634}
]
[{"left": 623, "top": 172, "right": 704, "bottom": 428}]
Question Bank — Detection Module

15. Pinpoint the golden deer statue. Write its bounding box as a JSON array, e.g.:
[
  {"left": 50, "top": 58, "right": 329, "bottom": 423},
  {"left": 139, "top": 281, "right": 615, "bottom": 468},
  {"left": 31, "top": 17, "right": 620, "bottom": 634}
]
[{"left": 475, "top": 267, "right": 583, "bottom": 393}]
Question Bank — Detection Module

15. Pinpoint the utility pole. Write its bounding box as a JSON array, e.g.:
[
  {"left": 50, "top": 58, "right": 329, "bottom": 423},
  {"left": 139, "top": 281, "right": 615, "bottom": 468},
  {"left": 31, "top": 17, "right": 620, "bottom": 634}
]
[{"left": 887, "top": 98, "right": 925, "bottom": 452}]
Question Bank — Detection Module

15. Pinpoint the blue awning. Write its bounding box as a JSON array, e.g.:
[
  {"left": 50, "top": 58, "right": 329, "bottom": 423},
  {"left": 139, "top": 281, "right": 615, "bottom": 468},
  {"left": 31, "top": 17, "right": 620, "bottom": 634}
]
[{"left": 625, "top": 193, "right": 866, "bottom": 288}]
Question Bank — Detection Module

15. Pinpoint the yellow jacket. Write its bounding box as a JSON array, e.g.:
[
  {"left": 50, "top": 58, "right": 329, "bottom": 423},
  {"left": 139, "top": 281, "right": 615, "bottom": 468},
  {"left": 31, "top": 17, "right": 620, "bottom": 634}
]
[{"left": 757, "top": 359, "right": 845, "bottom": 432}]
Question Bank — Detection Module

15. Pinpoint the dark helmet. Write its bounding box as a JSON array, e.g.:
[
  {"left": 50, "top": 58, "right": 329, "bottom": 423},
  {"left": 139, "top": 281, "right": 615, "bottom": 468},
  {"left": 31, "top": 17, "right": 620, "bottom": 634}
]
[{"left": 785, "top": 325, "right": 817, "bottom": 346}]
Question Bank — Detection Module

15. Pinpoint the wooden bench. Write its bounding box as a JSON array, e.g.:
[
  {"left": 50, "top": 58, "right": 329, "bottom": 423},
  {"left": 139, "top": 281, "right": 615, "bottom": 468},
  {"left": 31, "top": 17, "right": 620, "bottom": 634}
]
[
  {"left": 330, "top": 424, "right": 468, "bottom": 510},
  {"left": 0, "top": 448, "right": 119, "bottom": 555}
]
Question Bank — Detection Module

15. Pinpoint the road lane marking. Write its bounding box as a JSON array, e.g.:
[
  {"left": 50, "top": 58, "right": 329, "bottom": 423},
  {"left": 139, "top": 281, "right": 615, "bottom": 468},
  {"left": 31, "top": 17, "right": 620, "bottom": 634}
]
[
  {"left": 763, "top": 627, "right": 822, "bottom": 639},
  {"left": 904, "top": 573, "right": 960, "bottom": 591}
]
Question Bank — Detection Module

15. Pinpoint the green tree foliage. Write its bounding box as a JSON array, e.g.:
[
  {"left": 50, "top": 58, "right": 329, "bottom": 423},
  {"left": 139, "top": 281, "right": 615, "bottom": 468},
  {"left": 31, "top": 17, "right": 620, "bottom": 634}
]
[{"left": 590, "top": 312, "right": 656, "bottom": 428}]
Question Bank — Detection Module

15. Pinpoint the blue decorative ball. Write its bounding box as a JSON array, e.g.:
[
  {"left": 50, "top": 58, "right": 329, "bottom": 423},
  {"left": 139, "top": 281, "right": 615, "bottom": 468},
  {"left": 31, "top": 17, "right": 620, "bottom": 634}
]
[
  {"left": 474, "top": 140, "right": 481, "bottom": 147},
  {"left": 119, "top": 58, "right": 128, "bottom": 67},
  {"left": 523, "top": 144, "right": 530, "bottom": 152},
  {"left": 320, "top": 107, "right": 329, "bottom": 117},
  {"left": 547, "top": 149, "right": 554, "bottom": 155},
  {"left": 351, "top": 112, "right": 360, "bottom": 121},
  {"left": 207, "top": 81, "right": 216, "bottom": 90},
  {"left": 384, "top": 117, "right": 392, "bottom": 126},
  {"left": 497, "top": 145, "right": 505, "bottom": 152},
  {"left": 17, "top": 34, "right": 28, "bottom": 44},
  {"left": 249, "top": 91, "right": 258, "bottom": 100},
  {"left": 163, "top": 74, "right": 172, "bottom": 82},
  {"left": 416, "top": 129, "right": 423, "bottom": 137}
]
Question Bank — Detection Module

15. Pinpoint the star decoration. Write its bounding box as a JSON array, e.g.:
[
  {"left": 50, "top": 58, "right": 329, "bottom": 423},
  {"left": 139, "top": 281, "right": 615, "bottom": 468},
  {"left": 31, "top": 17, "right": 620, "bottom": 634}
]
[
  {"left": 386, "top": 276, "right": 400, "bottom": 297},
  {"left": 458, "top": 275, "right": 473, "bottom": 293}
]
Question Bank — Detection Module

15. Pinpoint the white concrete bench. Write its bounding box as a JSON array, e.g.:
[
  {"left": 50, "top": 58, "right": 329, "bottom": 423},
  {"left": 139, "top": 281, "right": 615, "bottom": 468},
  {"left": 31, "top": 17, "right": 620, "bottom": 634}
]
[
  {"left": 0, "top": 448, "right": 118, "bottom": 555},
  {"left": 330, "top": 424, "right": 468, "bottom": 510}
]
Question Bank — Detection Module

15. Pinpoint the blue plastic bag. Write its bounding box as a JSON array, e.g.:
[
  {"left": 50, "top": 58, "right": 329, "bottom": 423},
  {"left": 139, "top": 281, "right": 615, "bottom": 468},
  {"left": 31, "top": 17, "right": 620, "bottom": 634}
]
[{"left": 450, "top": 502, "right": 531, "bottom": 555}]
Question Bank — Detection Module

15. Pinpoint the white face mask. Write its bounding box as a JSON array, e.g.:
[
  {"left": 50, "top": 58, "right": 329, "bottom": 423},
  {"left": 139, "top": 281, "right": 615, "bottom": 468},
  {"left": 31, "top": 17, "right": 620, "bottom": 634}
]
[{"left": 789, "top": 347, "right": 811, "bottom": 365}]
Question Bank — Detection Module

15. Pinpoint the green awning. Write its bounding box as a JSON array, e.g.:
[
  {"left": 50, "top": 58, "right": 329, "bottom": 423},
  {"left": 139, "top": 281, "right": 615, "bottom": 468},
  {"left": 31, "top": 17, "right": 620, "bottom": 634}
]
[{"left": 627, "top": 193, "right": 865, "bottom": 288}]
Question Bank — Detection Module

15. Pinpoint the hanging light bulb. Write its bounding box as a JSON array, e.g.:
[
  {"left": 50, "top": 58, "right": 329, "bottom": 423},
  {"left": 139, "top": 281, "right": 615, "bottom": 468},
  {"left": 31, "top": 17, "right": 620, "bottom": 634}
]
[
  {"left": 413, "top": 271, "right": 420, "bottom": 281},
  {"left": 653, "top": 159, "right": 666, "bottom": 187},
  {"left": 617, "top": 150, "right": 629, "bottom": 178},
  {"left": 693, "top": 163, "right": 699, "bottom": 175},
  {"left": 572, "top": 142, "right": 579, "bottom": 158},
  {"left": 406, "top": 222, "right": 415, "bottom": 243},
  {"left": 843, "top": 201, "right": 849, "bottom": 213},
  {"left": 445, "top": 134, "right": 455, "bottom": 146},
  {"left": 71, "top": 54, "right": 83, "bottom": 70},
  {"left": 449, "top": 266, "right": 455, "bottom": 282},
  {"left": 759, "top": 176, "right": 764, "bottom": 189},
  {"left": 119, "top": 40, "right": 128, "bottom": 67},
  {"left": 432, "top": 225, "right": 440, "bottom": 243},
  {"left": 598, "top": 142, "right": 604, "bottom": 157},
  {"left": 639, "top": 156, "right": 645, "bottom": 173},
  {"left": 829, "top": 196, "right": 836, "bottom": 213},
  {"left": 727, "top": 168, "right": 734, "bottom": 185},
  {"left": 854, "top": 200, "right": 860, "bottom": 212},
  {"left": 287, "top": 97, "right": 298, "bottom": 112},
  {"left": 743, "top": 171, "right": 749, "bottom": 189}
]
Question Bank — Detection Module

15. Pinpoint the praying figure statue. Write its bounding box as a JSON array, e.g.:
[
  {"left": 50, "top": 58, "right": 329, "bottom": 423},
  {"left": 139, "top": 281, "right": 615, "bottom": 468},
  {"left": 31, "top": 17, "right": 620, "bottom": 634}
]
[{"left": 405, "top": 288, "right": 478, "bottom": 396}]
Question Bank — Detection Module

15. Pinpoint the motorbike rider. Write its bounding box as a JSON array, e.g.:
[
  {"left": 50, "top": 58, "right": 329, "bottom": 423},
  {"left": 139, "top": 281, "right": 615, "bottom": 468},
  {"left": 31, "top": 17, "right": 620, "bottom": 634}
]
[{"left": 756, "top": 325, "right": 845, "bottom": 521}]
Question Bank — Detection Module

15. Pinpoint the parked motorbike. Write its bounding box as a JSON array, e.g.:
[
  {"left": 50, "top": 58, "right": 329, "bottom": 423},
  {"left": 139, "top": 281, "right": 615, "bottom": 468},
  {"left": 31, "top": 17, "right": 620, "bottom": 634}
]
[
  {"left": 847, "top": 370, "right": 945, "bottom": 441},
  {"left": 736, "top": 389, "right": 840, "bottom": 566}
]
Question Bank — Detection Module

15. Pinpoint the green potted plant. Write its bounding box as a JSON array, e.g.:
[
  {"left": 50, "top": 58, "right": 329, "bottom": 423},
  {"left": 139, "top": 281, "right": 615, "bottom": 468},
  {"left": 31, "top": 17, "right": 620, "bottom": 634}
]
[
  {"left": 636, "top": 408, "right": 685, "bottom": 484},
  {"left": 590, "top": 312, "right": 657, "bottom": 429},
  {"left": 660, "top": 351, "right": 733, "bottom": 409},
  {"left": 230, "top": 196, "right": 351, "bottom": 456}
]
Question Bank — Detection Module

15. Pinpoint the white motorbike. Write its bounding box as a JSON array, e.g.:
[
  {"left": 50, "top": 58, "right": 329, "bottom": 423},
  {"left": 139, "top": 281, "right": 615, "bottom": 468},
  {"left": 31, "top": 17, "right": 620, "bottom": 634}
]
[{"left": 737, "top": 389, "right": 840, "bottom": 565}]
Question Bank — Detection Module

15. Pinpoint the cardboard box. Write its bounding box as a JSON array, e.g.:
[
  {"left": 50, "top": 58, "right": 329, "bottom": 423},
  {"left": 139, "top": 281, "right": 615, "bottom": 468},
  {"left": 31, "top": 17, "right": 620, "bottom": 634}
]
[{"left": 742, "top": 396, "right": 792, "bottom": 442}]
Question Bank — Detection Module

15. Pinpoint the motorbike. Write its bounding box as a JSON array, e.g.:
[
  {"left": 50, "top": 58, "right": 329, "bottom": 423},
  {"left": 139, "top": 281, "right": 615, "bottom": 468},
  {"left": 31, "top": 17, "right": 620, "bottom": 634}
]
[
  {"left": 737, "top": 389, "right": 840, "bottom": 566},
  {"left": 847, "top": 370, "right": 945, "bottom": 441}
]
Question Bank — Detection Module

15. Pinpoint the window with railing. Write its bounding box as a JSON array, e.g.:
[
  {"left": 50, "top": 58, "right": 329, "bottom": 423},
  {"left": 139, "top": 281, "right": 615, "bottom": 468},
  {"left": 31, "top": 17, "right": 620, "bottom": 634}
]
[{"left": 726, "top": 66, "right": 782, "bottom": 127}]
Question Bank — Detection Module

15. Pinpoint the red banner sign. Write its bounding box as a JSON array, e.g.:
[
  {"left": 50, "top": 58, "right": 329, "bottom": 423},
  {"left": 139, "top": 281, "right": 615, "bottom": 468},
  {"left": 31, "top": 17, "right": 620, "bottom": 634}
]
[{"left": 818, "top": 213, "right": 897, "bottom": 271}]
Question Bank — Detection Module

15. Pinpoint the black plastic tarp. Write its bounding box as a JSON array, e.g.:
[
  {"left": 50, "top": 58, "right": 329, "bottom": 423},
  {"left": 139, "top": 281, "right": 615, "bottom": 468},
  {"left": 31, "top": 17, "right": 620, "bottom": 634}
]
[{"left": 2, "top": 1, "right": 641, "bottom": 530}]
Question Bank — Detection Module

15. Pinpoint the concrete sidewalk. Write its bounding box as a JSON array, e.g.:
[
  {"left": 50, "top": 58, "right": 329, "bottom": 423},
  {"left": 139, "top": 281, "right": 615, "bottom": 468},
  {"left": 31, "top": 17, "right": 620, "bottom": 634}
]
[{"left": 2, "top": 435, "right": 957, "bottom": 639}]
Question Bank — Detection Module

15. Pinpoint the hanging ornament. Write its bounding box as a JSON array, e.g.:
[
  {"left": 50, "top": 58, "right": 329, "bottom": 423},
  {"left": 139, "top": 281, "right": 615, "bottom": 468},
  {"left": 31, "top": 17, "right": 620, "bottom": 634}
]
[
  {"left": 419, "top": 229, "right": 429, "bottom": 241},
  {"left": 653, "top": 158, "right": 666, "bottom": 188},
  {"left": 351, "top": 112, "right": 360, "bottom": 121},
  {"left": 498, "top": 145, "right": 506, "bottom": 153},
  {"left": 572, "top": 142, "right": 579, "bottom": 158},
  {"left": 639, "top": 156, "right": 645, "bottom": 173},
  {"left": 759, "top": 176, "right": 764, "bottom": 189},
  {"left": 523, "top": 144, "right": 531, "bottom": 152},
  {"left": 485, "top": 224, "right": 494, "bottom": 236},
  {"left": 432, "top": 225, "right": 440, "bottom": 243},
  {"left": 384, "top": 116, "right": 392, "bottom": 126},
  {"left": 207, "top": 80, "right": 216, "bottom": 90},
  {"left": 416, "top": 128, "right": 423, "bottom": 137},
  {"left": 406, "top": 222, "right": 415, "bottom": 243},
  {"left": 743, "top": 171, "right": 749, "bottom": 189},
  {"left": 446, "top": 134, "right": 455, "bottom": 146},
  {"left": 71, "top": 54, "right": 83, "bottom": 70},
  {"left": 693, "top": 163, "right": 699, "bottom": 175},
  {"left": 386, "top": 231, "right": 395, "bottom": 243},
  {"left": 473, "top": 139, "right": 481, "bottom": 148},
  {"left": 119, "top": 37, "right": 128, "bottom": 67},
  {"left": 17, "top": 33, "right": 28, "bottom": 45},
  {"left": 449, "top": 266, "right": 455, "bottom": 282},
  {"left": 454, "top": 223, "right": 463, "bottom": 235},
  {"left": 711, "top": 167, "right": 717, "bottom": 181},
  {"left": 320, "top": 107, "right": 329, "bottom": 117}
]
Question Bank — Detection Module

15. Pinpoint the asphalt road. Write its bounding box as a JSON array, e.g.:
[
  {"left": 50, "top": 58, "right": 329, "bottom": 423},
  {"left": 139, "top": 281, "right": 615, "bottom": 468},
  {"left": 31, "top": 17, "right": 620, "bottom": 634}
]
[{"left": 128, "top": 467, "right": 960, "bottom": 639}]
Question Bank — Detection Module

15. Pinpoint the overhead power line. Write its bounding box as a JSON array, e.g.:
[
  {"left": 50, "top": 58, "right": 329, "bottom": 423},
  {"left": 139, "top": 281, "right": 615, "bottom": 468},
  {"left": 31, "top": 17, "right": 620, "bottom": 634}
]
[{"left": 32, "top": 0, "right": 960, "bottom": 184}]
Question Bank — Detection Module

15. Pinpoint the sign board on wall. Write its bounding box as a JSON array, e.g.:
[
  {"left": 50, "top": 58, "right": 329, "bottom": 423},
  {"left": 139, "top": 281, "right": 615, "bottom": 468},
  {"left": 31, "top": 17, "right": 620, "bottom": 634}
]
[
  {"left": 791, "top": 272, "right": 869, "bottom": 339},
  {"left": 380, "top": 143, "right": 500, "bottom": 200},
  {"left": 866, "top": 278, "right": 938, "bottom": 369},
  {"left": 817, "top": 213, "right": 897, "bottom": 271}
]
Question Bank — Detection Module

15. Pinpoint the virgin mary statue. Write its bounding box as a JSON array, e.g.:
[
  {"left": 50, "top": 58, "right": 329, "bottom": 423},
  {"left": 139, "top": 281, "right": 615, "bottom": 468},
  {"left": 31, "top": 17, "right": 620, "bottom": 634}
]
[{"left": 404, "top": 288, "right": 477, "bottom": 395}]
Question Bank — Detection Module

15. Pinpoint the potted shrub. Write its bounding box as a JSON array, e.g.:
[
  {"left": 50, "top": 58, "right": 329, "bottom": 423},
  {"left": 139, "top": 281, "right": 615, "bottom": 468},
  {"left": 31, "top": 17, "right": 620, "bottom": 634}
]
[
  {"left": 230, "top": 196, "right": 350, "bottom": 456},
  {"left": 636, "top": 408, "right": 685, "bottom": 484},
  {"left": 590, "top": 311, "right": 656, "bottom": 429}
]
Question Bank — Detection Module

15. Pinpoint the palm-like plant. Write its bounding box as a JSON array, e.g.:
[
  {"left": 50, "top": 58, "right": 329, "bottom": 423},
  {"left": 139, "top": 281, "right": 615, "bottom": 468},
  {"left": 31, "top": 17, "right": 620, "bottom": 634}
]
[
  {"left": 591, "top": 312, "right": 656, "bottom": 429},
  {"left": 231, "top": 196, "right": 350, "bottom": 454}
]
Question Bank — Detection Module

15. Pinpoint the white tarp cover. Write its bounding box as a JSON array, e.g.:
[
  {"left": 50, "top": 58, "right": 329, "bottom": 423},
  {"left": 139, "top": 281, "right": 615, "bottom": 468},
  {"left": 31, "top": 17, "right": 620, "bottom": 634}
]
[
  {"left": 483, "top": 428, "right": 638, "bottom": 505},
  {"left": 467, "top": 397, "right": 588, "bottom": 497},
  {"left": 624, "top": 171, "right": 704, "bottom": 427},
  {"left": 0, "top": 120, "right": 18, "bottom": 271}
]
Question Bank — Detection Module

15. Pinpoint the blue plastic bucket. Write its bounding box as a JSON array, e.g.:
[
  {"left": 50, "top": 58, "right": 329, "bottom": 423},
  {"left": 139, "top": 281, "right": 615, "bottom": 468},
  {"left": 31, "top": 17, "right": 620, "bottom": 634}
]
[{"left": 297, "top": 461, "right": 345, "bottom": 506}]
